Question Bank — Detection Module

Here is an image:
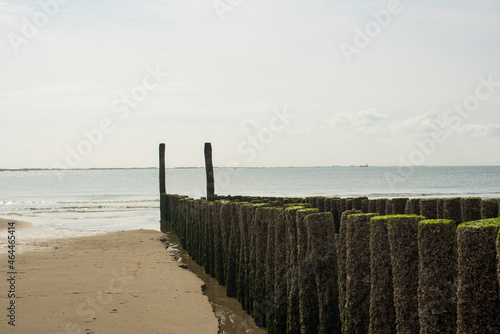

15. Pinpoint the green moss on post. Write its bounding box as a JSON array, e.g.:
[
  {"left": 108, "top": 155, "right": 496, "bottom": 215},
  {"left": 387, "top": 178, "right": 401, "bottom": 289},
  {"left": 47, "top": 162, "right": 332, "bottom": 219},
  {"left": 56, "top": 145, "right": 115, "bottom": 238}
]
[
  {"left": 273, "top": 208, "right": 287, "bottom": 334},
  {"left": 331, "top": 198, "right": 342, "bottom": 233},
  {"left": 226, "top": 203, "right": 239, "bottom": 297},
  {"left": 419, "top": 199, "right": 437, "bottom": 219},
  {"left": 252, "top": 205, "right": 269, "bottom": 325},
  {"left": 376, "top": 198, "right": 388, "bottom": 215},
  {"left": 368, "top": 200, "right": 378, "bottom": 215},
  {"left": 481, "top": 198, "right": 499, "bottom": 219},
  {"left": 361, "top": 198, "right": 369, "bottom": 213},
  {"left": 265, "top": 207, "right": 283, "bottom": 333},
  {"left": 369, "top": 216, "right": 396, "bottom": 334},
  {"left": 417, "top": 219, "right": 457, "bottom": 333},
  {"left": 443, "top": 198, "right": 462, "bottom": 225},
  {"left": 337, "top": 209, "right": 361, "bottom": 333},
  {"left": 345, "top": 213, "right": 376, "bottom": 333},
  {"left": 391, "top": 198, "right": 408, "bottom": 214},
  {"left": 346, "top": 198, "right": 354, "bottom": 210},
  {"left": 457, "top": 218, "right": 500, "bottom": 332},
  {"left": 315, "top": 197, "right": 326, "bottom": 212},
  {"left": 405, "top": 199, "right": 420, "bottom": 215},
  {"left": 497, "top": 229, "right": 500, "bottom": 299},
  {"left": 385, "top": 199, "right": 393, "bottom": 215},
  {"left": 236, "top": 203, "right": 252, "bottom": 310},
  {"left": 305, "top": 212, "right": 340, "bottom": 334},
  {"left": 460, "top": 197, "right": 481, "bottom": 223},
  {"left": 297, "top": 208, "right": 320, "bottom": 334},
  {"left": 387, "top": 214, "right": 423, "bottom": 334},
  {"left": 436, "top": 199, "right": 444, "bottom": 219},
  {"left": 213, "top": 202, "right": 225, "bottom": 285},
  {"left": 285, "top": 205, "right": 304, "bottom": 334},
  {"left": 352, "top": 196, "right": 367, "bottom": 210}
]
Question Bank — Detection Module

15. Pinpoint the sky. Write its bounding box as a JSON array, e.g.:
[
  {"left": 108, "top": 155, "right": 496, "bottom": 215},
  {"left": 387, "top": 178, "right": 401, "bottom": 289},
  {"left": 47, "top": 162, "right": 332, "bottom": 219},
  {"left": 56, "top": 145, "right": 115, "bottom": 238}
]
[{"left": 1, "top": 0, "right": 500, "bottom": 168}]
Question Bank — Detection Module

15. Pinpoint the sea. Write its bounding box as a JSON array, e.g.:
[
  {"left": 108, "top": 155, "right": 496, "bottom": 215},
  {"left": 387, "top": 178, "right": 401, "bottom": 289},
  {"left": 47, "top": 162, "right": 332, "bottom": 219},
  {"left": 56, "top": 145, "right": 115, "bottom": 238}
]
[{"left": 1, "top": 166, "right": 500, "bottom": 239}]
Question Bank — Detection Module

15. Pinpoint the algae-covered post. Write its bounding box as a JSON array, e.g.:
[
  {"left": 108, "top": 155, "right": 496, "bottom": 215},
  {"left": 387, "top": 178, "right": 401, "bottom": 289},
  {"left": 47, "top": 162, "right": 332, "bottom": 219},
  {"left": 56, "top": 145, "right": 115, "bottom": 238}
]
[
  {"left": 369, "top": 216, "right": 396, "bottom": 334},
  {"left": 436, "top": 199, "right": 444, "bottom": 219},
  {"left": 296, "top": 208, "right": 320, "bottom": 334},
  {"left": 419, "top": 198, "right": 437, "bottom": 219},
  {"left": 273, "top": 208, "right": 287, "bottom": 334},
  {"left": 305, "top": 212, "right": 340, "bottom": 334},
  {"left": 417, "top": 219, "right": 457, "bottom": 333},
  {"left": 204, "top": 142, "right": 215, "bottom": 201},
  {"left": 376, "top": 198, "right": 388, "bottom": 215},
  {"left": 481, "top": 198, "right": 499, "bottom": 219},
  {"left": 497, "top": 229, "right": 500, "bottom": 297},
  {"left": 405, "top": 198, "right": 420, "bottom": 215},
  {"left": 345, "top": 213, "right": 376, "bottom": 333},
  {"left": 444, "top": 198, "right": 462, "bottom": 225},
  {"left": 460, "top": 197, "right": 481, "bottom": 223},
  {"left": 391, "top": 198, "right": 408, "bottom": 214},
  {"left": 387, "top": 214, "right": 423, "bottom": 334},
  {"left": 336, "top": 209, "right": 361, "bottom": 333},
  {"left": 457, "top": 218, "right": 500, "bottom": 333},
  {"left": 285, "top": 205, "right": 310, "bottom": 334}
]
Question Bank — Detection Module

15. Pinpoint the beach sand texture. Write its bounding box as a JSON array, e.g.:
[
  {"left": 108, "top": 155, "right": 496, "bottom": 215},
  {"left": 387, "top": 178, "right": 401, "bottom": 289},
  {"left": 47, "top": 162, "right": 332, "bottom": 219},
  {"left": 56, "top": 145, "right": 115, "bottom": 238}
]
[{"left": 0, "top": 219, "right": 219, "bottom": 334}]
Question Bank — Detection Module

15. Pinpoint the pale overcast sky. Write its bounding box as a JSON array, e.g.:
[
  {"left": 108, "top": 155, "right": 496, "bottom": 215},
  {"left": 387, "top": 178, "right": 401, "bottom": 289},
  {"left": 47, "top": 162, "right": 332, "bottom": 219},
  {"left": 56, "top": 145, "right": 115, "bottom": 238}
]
[{"left": 1, "top": 0, "right": 499, "bottom": 168}]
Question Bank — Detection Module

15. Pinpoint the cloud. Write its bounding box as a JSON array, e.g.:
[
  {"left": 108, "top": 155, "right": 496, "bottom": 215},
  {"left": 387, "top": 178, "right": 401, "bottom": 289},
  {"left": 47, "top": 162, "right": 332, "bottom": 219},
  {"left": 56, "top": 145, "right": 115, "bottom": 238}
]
[
  {"left": 455, "top": 123, "right": 500, "bottom": 138},
  {"left": 486, "top": 124, "right": 500, "bottom": 137},
  {"left": 328, "top": 108, "right": 387, "bottom": 127},
  {"left": 391, "top": 111, "right": 442, "bottom": 134}
]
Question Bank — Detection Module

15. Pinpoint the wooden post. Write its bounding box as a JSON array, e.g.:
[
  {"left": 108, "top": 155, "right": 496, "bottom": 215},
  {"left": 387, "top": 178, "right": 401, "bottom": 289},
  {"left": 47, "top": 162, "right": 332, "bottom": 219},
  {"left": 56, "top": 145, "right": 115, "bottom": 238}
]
[
  {"left": 159, "top": 143, "right": 167, "bottom": 230},
  {"left": 204, "top": 142, "right": 215, "bottom": 201},
  {"left": 159, "top": 143, "right": 166, "bottom": 194}
]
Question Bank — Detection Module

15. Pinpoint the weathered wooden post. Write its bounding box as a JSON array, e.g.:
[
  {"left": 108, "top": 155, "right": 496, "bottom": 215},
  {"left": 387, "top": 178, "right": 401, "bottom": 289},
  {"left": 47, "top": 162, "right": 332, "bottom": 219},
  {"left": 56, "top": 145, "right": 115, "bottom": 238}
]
[
  {"left": 497, "top": 229, "right": 500, "bottom": 297},
  {"left": 387, "top": 214, "right": 423, "bottom": 334},
  {"left": 305, "top": 212, "right": 340, "bottom": 334},
  {"left": 337, "top": 209, "right": 361, "bottom": 333},
  {"left": 461, "top": 197, "right": 481, "bottom": 223},
  {"left": 444, "top": 198, "right": 462, "bottom": 225},
  {"left": 159, "top": 143, "right": 167, "bottom": 231},
  {"left": 204, "top": 142, "right": 215, "bottom": 201},
  {"left": 273, "top": 208, "right": 287, "bottom": 334},
  {"left": 392, "top": 198, "right": 408, "bottom": 214},
  {"left": 369, "top": 215, "right": 396, "bottom": 334},
  {"left": 457, "top": 218, "right": 500, "bottom": 333},
  {"left": 297, "top": 208, "right": 320, "bottom": 334},
  {"left": 159, "top": 143, "right": 166, "bottom": 194},
  {"left": 481, "top": 198, "right": 499, "bottom": 219},
  {"left": 419, "top": 198, "right": 437, "bottom": 219},
  {"left": 417, "top": 219, "right": 457, "bottom": 333},
  {"left": 345, "top": 213, "right": 376, "bottom": 333}
]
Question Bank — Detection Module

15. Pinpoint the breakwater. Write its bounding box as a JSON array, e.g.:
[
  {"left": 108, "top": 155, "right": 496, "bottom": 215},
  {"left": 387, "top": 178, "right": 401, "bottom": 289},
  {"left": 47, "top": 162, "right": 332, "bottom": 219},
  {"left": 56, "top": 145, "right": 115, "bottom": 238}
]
[{"left": 160, "top": 194, "right": 500, "bottom": 333}]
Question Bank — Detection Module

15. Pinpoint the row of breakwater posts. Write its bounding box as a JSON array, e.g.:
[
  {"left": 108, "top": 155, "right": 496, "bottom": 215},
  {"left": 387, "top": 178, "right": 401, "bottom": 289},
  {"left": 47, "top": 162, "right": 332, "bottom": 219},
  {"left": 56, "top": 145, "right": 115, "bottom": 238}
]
[
  {"left": 160, "top": 194, "right": 500, "bottom": 333},
  {"left": 157, "top": 143, "right": 500, "bottom": 333}
]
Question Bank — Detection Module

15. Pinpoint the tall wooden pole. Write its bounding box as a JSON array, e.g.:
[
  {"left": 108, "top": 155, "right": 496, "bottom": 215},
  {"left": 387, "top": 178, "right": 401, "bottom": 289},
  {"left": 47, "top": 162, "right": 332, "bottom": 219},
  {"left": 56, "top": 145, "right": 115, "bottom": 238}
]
[
  {"left": 204, "top": 142, "right": 215, "bottom": 200},
  {"left": 159, "top": 143, "right": 166, "bottom": 194}
]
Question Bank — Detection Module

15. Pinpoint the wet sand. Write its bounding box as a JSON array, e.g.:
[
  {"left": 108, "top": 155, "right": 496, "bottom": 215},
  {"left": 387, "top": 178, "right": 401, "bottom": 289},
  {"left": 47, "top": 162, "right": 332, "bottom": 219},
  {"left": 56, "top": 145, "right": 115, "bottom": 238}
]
[
  {"left": 165, "top": 232, "right": 266, "bottom": 334},
  {"left": 0, "top": 219, "right": 219, "bottom": 334}
]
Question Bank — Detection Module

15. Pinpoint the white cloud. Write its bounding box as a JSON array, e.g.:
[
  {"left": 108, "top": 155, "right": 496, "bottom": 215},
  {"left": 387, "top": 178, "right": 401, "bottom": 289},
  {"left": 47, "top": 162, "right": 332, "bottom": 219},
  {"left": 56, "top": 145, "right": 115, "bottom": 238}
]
[
  {"left": 328, "top": 108, "right": 387, "bottom": 127},
  {"left": 390, "top": 111, "right": 442, "bottom": 134},
  {"left": 486, "top": 124, "right": 500, "bottom": 137},
  {"left": 455, "top": 123, "right": 500, "bottom": 138}
]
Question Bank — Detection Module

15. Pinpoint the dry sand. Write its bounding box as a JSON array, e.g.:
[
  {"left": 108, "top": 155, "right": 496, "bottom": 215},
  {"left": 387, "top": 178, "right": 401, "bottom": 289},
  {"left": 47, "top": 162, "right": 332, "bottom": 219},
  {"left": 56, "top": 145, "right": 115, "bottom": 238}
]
[{"left": 0, "top": 219, "right": 219, "bottom": 334}]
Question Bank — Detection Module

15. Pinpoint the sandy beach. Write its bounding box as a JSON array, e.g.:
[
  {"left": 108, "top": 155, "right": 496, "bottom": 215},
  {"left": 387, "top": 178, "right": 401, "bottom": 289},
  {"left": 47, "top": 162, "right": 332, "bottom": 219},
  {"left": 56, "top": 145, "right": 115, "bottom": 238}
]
[{"left": 0, "top": 219, "right": 219, "bottom": 334}]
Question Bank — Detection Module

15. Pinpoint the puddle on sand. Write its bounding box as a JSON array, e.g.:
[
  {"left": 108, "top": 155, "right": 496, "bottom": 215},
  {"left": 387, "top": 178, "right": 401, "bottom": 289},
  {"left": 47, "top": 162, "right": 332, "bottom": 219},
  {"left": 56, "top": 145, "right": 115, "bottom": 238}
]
[{"left": 163, "top": 232, "right": 266, "bottom": 334}]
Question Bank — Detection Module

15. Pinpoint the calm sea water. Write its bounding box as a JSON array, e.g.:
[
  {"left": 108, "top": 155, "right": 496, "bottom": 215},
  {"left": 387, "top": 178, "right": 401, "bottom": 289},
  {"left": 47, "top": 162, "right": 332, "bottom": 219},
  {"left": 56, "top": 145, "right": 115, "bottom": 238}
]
[{"left": 1, "top": 166, "right": 499, "bottom": 236}]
